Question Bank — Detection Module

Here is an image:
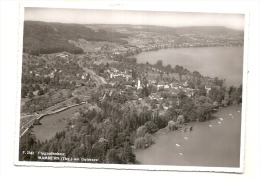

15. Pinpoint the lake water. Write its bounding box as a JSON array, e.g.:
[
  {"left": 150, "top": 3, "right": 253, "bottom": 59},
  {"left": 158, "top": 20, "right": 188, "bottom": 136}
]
[
  {"left": 134, "top": 105, "right": 242, "bottom": 167},
  {"left": 135, "top": 47, "right": 244, "bottom": 86}
]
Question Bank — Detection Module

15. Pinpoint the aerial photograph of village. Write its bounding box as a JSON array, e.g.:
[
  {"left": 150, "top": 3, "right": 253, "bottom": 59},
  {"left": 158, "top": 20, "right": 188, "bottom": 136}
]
[{"left": 18, "top": 8, "right": 244, "bottom": 168}]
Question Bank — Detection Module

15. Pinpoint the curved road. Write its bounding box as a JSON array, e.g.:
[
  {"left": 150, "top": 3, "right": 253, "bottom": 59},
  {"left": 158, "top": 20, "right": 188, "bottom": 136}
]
[{"left": 20, "top": 62, "right": 107, "bottom": 137}]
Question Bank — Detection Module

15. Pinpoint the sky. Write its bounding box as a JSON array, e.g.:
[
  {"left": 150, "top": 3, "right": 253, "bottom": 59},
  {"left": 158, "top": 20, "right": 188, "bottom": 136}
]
[{"left": 24, "top": 8, "right": 244, "bottom": 30}]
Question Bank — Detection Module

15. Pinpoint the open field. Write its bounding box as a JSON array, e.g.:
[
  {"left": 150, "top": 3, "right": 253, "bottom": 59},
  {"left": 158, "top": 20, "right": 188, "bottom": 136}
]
[{"left": 32, "top": 103, "right": 90, "bottom": 142}]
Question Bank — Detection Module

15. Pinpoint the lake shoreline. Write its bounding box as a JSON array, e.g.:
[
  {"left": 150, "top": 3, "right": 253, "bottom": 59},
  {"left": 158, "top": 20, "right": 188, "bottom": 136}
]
[
  {"left": 134, "top": 105, "right": 242, "bottom": 167},
  {"left": 134, "top": 45, "right": 243, "bottom": 57},
  {"left": 134, "top": 46, "right": 243, "bottom": 87}
]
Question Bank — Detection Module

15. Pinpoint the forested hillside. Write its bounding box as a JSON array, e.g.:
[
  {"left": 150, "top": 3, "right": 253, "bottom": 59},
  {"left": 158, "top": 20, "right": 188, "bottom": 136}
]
[{"left": 23, "top": 21, "right": 128, "bottom": 55}]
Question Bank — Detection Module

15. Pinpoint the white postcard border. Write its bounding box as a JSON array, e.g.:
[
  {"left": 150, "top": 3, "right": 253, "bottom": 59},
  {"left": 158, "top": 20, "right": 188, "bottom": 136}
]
[{"left": 13, "top": 1, "right": 250, "bottom": 173}]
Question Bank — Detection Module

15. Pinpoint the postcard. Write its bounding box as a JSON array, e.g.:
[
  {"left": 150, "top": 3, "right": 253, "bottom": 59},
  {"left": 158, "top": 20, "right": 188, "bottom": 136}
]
[{"left": 14, "top": 3, "right": 248, "bottom": 173}]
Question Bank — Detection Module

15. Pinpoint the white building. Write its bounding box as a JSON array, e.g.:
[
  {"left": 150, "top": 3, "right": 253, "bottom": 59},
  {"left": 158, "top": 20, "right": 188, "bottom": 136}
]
[
  {"left": 137, "top": 79, "right": 142, "bottom": 89},
  {"left": 164, "top": 84, "right": 170, "bottom": 89},
  {"left": 205, "top": 86, "right": 212, "bottom": 93}
]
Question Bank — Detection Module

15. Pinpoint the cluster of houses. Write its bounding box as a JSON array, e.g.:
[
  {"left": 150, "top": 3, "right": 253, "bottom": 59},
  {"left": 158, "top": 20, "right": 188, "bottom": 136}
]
[
  {"left": 138, "top": 79, "right": 199, "bottom": 98},
  {"left": 111, "top": 46, "right": 138, "bottom": 55},
  {"left": 102, "top": 66, "right": 214, "bottom": 101},
  {"left": 56, "top": 53, "right": 69, "bottom": 58},
  {"left": 104, "top": 68, "right": 133, "bottom": 86}
]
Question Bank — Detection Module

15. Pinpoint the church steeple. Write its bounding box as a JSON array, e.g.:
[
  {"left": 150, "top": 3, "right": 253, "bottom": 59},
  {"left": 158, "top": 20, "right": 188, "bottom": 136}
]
[{"left": 137, "top": 78, "right": 142, "bottom": 89}]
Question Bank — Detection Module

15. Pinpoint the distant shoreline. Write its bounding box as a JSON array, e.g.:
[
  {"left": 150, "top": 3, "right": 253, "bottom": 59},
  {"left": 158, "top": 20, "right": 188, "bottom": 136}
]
[{"left": 134, "top": 46, "right": 243, "bottom": 87}]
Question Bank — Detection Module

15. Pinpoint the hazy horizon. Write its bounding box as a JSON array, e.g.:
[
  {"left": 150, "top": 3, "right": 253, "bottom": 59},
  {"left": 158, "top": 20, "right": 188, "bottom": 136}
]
[
  {"left": 25, "top": 8, "right": 245, "bottom": 30},
  {"left": 24, "top": 20, "right": 244, "bottom": 32}
]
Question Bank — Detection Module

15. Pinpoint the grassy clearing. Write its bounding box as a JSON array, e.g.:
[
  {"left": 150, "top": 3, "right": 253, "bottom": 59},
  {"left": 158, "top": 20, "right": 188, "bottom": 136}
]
[{"left": 32, "top": 103, "right": 90, "bottom": 142}]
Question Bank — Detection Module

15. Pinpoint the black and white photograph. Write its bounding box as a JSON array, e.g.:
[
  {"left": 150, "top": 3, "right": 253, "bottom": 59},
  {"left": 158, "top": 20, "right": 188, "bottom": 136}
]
[{"left": 16, "top": 7, "right": 246, "bottom": 171}]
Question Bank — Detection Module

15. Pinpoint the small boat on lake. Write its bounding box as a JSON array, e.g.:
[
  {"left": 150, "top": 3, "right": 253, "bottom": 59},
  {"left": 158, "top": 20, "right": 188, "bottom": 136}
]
[
  {"left": 218, "top": 121, "right": 222, "bottom": 124},
  {"left": 176, "top": 144, "right": 180, "bottom": 147},
  {"left": 179, "top": 153, "right": 183, "bottom": 156},
  {"left": 184, "top": 137, "right": 188, "bottom": 140},
  {"left": 209, "top": 125, "right": 212, "bottom": 127},
  {"left": 229, "top": 114, "right": 234, "bottom": 118}
]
